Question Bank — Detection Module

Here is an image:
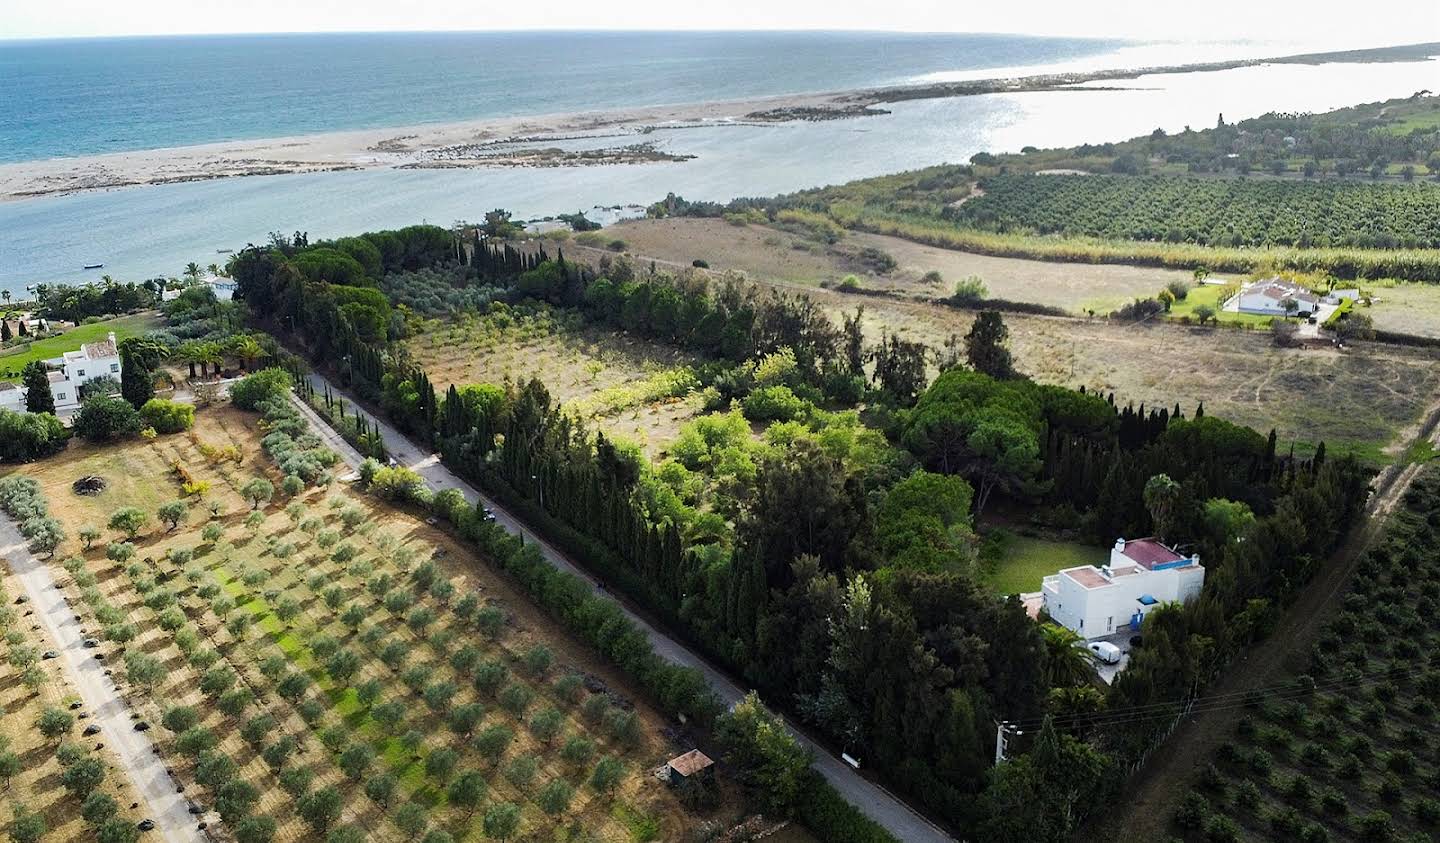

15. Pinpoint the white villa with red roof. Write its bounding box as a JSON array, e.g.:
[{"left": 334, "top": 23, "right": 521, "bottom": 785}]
[
  {"left": 1041, "top": 537, "right": 1205, "bottom": 640},
  {"left": 0, "top": 331, "right": 122, "bottom": 413}
]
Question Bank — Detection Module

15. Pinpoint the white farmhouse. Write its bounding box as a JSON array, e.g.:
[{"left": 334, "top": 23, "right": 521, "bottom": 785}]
[
  {"left": 1231, "top": 278, "right": 1319, "bottom": 317},
  {"left": 1041, "top": 538, "right": 1205, "bottom": 639},
  {"left": 0, "top": 331, "right": 122, "bottom": 413}
]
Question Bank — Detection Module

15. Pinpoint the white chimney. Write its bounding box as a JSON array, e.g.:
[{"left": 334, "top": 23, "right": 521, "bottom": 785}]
[
  {"left": 107, "top": 331, "right": 116, "bottom": 345},
  {"left": 1114, "top": 538, "right": 1126, "bottom": 553}
]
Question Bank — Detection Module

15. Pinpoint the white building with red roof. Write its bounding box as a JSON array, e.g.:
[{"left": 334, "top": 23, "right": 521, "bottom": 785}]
[
  {"left": 0, "top": 331, "right": 122, "bottom": 413},
  {"left": 1041, "top": 537, "right": 1205, "bottom": 639}
]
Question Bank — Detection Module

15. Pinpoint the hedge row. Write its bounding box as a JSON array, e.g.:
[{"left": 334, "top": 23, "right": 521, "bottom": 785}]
[{"left": 796, "top": 772, "right": 903, "bottom": 843}]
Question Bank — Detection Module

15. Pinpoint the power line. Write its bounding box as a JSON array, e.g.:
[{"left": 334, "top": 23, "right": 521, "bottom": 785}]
[{"left": 1008, "top": 661, "right": 1412, "bottom": 731}]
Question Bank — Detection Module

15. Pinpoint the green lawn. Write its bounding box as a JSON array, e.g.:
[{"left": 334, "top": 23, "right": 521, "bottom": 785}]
[
  {"left": 1165, "top": 285, "right": 1274, "bottom": 327},
  {"left": 0, "top": 313, "right": 161, "bottom": 381},
  {"left": 981, "top": 534, "right": 1106, "bottom": 595}
]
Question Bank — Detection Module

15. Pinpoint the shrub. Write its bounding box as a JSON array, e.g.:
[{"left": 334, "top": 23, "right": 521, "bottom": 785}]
[
  {"left": 73, "top": 395, "right": 142, "bottom": 442},
  {"left": 742, "top": 385, "right": 806, "bottom": 423},
  {"left": 139, "top": 399, "right": 194, "bottom": 433},
  {"left": 231, "top": 369, "right": 292, "bottom": 410}
]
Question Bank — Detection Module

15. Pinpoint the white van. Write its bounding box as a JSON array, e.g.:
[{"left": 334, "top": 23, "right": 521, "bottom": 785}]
[{"left": 1087, "top": 641, "right": 1122, "bottom": 664}]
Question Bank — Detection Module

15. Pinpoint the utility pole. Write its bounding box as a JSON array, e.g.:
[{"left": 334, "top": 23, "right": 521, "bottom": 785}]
[{"left": 994, "top": 721, "right": 1021, "bottom": 765}]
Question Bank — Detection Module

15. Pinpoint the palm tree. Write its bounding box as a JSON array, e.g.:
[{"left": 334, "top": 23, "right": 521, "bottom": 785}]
[
  {"left": 206, "top": 263, "right": 221, "bottom": 278},
  {"left": 1040, "top": 623, "right": 1094, "bottom": 688},
  {"left": 198, "top": 342, "right": 223, "bottom": 378},
  {"left": 184, "top": 263, "right": 203, "bottom": 284},
  {"left": 175, "top": 341, "right": 204, "bottom": 379},
  {"left": 228, "top": 335, "right": 265, "bottom": 373}
]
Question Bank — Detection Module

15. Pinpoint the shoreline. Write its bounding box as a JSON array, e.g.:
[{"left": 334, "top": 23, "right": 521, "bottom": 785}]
[{"left": 2, "top": 40, "right": 1435, "bottom": 204}]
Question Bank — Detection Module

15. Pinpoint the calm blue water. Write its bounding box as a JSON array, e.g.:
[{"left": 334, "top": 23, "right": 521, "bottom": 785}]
[
  {"left": 0, "top": 31, "right": 1124, "bottom": 163},
  {"left": 2, "top": 33, "right": 1437, "bottom": 289}
]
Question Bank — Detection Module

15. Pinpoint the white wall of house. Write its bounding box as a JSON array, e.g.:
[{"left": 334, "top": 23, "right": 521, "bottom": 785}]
[
  {"left": 1236, "top": 291, "right": 1316, "bottom": 316},
  {"left": 1, "top": 332, "right": 122, "bottom": 413},
  {"left": 1042, "top": 543, "right": 1205, "bottom": 639}
]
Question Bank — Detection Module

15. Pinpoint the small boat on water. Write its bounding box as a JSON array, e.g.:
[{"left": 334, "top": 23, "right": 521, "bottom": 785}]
[
  {"left": 82, "top": 263, "right": 104, "bottom": 269},
  {"left": 216, "top": 248, "right": 234, "bottom": 254}
]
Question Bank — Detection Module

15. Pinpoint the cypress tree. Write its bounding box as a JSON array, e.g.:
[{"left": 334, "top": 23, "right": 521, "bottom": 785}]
[
  {"left": 22, "top": 361, "right": 54, "bottom": 414},
  {"left": 119, "top": 353, "right": 153, "bottom": 409}
]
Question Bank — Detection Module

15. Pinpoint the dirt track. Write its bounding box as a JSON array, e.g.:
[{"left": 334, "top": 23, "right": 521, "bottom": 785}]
[{"left": 0, "top": 520, "right": 203, "bottom": 843}]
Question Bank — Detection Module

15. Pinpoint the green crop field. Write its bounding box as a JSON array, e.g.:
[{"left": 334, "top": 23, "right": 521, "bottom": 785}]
[{"left": 953, "top": 174, "right": 1440, "bottom": 250}]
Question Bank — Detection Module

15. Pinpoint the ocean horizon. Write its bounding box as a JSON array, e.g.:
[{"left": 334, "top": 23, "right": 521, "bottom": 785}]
[
  {"left": 2, "top": 31, "right": 1437, "bottom": 288},
  {"left": 0, "top": 30, "right": 1135, "bottom": 164}
]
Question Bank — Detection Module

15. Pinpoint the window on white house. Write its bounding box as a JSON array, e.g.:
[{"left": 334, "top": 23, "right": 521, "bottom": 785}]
[
  {"left": 1106, "top": 616, "right": 1113, "bottom": 632},
  {"left": 110, "top": 363, "right": 119, "bottom": 372},
  {"left": 77, "top": 369, "right": 85, "bottom": 377},
  {"left": 1078, "top": 619, "right": 1084, "bottom": 629},
  {"left": 56, "top": 393, "right": 66, "bottom": 401}
]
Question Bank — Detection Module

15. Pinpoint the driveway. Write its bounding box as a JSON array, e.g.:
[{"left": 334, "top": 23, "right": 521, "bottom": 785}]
[
  {"left": 0, "top": 519, "right": 203, "bottom": 843},
  {"left": 291, "top": 375, "right": 956, "bottom": 843}
]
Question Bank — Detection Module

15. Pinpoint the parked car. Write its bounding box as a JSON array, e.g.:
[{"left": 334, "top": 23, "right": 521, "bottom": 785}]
[
  {"left": 82, "top": 724, "right": 101, "bottom": 736},
  {"left": 134, "top": 722, "right": 150, "bottom": 732},
  {"left": 137, "top": 819, "right": 155, "bottom": 831},
  {"left": 1087, "top": 641, "right": 1123, "bottom": 664},
  {"left": 82, "top": 638, "right": 99, "bottom": 648},
  {"left": 41, "top": 650, "right": 57, "bottom": 660}
]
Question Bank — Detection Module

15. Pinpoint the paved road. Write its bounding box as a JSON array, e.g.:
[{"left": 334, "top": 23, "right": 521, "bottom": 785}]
[
  {"left": 291, "top": 374, "right": 955, "bottom": 843},
  {"left": 0, "top": 520, "right": 203, "bottom": 843}
]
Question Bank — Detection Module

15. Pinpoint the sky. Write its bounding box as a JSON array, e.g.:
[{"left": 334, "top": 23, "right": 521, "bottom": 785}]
[{"left": 2, "top": 0, "right": 1439, "bottom": 44}]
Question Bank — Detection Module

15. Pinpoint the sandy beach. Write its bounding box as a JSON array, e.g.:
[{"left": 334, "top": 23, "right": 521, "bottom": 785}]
[
  {"left": 0, "top": 91, "right": 849, "bottom": 202},
  {"left": 3, "top": 39, "right": 1434, "bottom": 204}
]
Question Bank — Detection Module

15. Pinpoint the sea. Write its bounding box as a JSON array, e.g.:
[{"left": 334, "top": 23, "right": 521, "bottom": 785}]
[{"left": 1, "top": 31, "right": 1437, "bottom": 288}]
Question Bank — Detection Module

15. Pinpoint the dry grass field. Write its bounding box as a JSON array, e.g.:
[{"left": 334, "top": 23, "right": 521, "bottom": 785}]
[
  {"left": 11, "top": 407, "right": 705, "bottom": 841},
  {"left": 592, "top": 217, "right": 1440, "bottom": 336},
  {"left": 560, "top": 223, "right": 1440, "bottom": 464},
  {"left": 597, "top": 218, "right": 1194, "bottom": 312},
  {"left": 845, "top": 296, "right": 1440, "bottom": 463},
  {"left": 0, "top": 569, "right": 143, "bottom": 842},
  {"left": 404, "top": 311, "right": 707, "bottom": 456}
]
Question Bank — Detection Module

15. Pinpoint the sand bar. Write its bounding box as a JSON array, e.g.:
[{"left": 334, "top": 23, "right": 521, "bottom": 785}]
[{"left": 3, "top": 40, "right": 1434, "bottom": 203}]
